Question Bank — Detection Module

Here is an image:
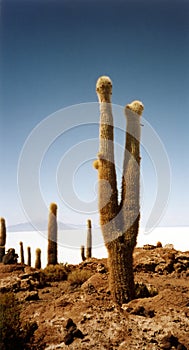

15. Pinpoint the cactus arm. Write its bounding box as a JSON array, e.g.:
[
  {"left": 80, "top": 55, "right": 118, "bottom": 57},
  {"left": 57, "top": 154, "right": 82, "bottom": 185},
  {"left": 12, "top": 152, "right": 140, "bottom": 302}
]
[
  {"left": 96, "top": 76, "right": 119, "bottom": 240},
  {"left": 121, "top": 101, "right": 144, "bottom": 248}
]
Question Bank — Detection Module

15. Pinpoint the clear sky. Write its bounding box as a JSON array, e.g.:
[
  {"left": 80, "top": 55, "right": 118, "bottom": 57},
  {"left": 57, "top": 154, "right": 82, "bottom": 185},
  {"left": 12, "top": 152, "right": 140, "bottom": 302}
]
[{"left": 1, "top": 0, "right": 189, "bottom": 230}]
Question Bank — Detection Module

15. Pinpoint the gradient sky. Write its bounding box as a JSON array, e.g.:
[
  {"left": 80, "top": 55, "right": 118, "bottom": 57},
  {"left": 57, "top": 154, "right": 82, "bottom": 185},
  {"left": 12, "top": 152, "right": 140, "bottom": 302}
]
[{"left": 1, "top": 0, "right": 189, "bottom": 229}]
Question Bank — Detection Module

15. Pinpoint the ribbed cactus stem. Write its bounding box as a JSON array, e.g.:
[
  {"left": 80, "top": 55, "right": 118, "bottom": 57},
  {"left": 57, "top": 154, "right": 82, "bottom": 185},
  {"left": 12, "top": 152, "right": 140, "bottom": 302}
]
[
  {"left": 47, "top": 202, "right": 58, "bottom": 265},
  {"left": 35, "top": 248, "right": 41, "bottom": 269},
  {"left": 80, "top": 245, "right": 86, "bottom": 262},
  {"left": 108, "top": 241, "right": 135, "bottom": 302},
  {"left": 27, "top": 246, "right": 31, "bottom": 266},
  {"left": 19, "top": 241, "right": 25, "bottom": 264},
  {"left": 0, "top": 218, "right": 6, "bottom": 262},
  {"left": 86, "top": 219, "right": 92, "bottom": 259},
  {"left": 96, "top": 76, "right": 118, "bottom": 236},
  {"left": 121, "top": 101, "right": 143, "bottom": 206},
  {"left": 121, "top": 102, "right": 143, "bottom": 246},
  {"left": 111, "top": 101, "right": 143, "bottom": 303}
]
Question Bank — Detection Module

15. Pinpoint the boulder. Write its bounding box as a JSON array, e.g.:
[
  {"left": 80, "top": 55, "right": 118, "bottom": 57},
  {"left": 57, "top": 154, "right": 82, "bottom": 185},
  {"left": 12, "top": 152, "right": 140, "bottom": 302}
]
[{"left": 2, "top": 248, "right": 18, "bottom": 265}]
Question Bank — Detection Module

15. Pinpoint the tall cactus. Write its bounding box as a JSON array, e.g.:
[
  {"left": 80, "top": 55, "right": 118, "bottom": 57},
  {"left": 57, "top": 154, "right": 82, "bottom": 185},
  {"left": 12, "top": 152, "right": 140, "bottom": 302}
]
[
  {"left": 35, "top": 248, "right": 41, "bottom": 269},
  {"left": 95, "top": 76, "right": 144, "bottom": 304},
  {"left": 27, "top": 246, "right": 31, "bottom": 266},
  {"left": 86, "top": 219, "right": 92, "bottom": 259},
  {"left": 80, "top": 245, "right": 86, "bottom": 262},
  {"left": 47, "top": 203, "right": 58, "bottom": 265},
  {"left": 19, "top": 241, "right": 25, "bottom": 264},
  {"left": 0, "top": 218, "right": 6, "bottom": 262}
]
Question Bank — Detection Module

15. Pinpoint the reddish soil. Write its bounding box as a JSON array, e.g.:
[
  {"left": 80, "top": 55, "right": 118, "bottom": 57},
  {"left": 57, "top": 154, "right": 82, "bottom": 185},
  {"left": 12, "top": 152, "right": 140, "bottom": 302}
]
[{"left": 0, "top": 246, "right": 189, "bottom": 349}]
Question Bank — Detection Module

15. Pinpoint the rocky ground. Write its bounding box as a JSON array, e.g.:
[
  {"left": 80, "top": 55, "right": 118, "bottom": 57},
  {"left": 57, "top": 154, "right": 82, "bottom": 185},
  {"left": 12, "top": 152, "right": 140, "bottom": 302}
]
[{"left": 0, "top": 245, "right": 189, "bottom": 349}]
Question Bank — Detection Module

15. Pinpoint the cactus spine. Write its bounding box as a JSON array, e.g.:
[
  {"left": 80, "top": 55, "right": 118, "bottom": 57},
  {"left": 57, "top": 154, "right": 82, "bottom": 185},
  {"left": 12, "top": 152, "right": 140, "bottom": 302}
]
[
  {"left": 86, "top": 219, "right": 92, "bottom": 259},
  {"left": 95, "top": 76, "right": 144, "bottom": 304},
  {"left": 19, "top": 241, "right": 25, "bottom": 264},
  {"left": 35, "top": 248, "right": 41, "bottom": 269},
  {"left": 0, "top": 218, "right": 6, "bottom": 262},
  {"left": 80, "top": 245, "right": 86, "bottom": 261},
  {"left": 47, "top": 203, "right": 58, "bottom": 265},
  {"left": 27, "top": 246, "right": 31, "bottom": 266}
]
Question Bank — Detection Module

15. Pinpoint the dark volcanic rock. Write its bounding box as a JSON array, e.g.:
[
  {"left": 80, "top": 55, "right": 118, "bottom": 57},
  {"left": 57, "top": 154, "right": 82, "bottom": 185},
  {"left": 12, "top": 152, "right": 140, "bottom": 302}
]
[
  {"left": 63, "top": 318, "right": 84, "bottom": 345},
  {"left": 135, "top": 282, "right": 158, "bottom": 298},
  {"left": 64, "top": 332, "right": 74, "bottom": 345},
  {"left": 65, "top": 318, "right": 76, "bottom": 330},
  {"left": 130, "top": 305, "right": 155, "bottom": 318},
  {"left": 160, "top": 333, "right": 187, "bottom": 350}
]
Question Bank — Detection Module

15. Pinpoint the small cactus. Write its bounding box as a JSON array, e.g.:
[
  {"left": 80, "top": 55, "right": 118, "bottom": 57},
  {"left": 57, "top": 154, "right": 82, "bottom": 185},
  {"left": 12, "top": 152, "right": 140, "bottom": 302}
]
[
  {"left": 80, "top": 245, "right": 86, "bottom": 261},
  {"left": 156, "top": 241, "right": 162, "bottom": 248},
  {"left": 47, "top": 203, "right": 58, "bottom": 265},
  {"left": 35, "top": 248, "right": 41, "bottom": 269},
  {"left": 86, "top": 219, "right": 92, "bottom": 259},
  {"left": 19, "top": 241, "right": 25, "bottom": 264},
  {"left": 0, "top": 218, "right": 6, "bottom": 262},
  {"left": 27, "top": 246, "right": 31, "bottom": 266}
]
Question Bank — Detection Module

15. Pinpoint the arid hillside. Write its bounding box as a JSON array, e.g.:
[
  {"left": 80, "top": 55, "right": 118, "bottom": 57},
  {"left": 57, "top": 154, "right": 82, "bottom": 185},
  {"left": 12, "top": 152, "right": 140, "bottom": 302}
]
[{"left": 0, "top": 245, "right": 189, "bottom": 349}]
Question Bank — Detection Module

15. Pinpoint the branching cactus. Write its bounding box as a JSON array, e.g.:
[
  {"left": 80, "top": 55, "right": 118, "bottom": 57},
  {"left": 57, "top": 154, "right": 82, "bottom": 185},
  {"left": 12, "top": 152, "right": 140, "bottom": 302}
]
[
  {"left": 47, "top": 203, "right": 58, "bottom": 265},
  {"left": 35, "top": 248, "right": 41, "bottom": 269},
  {"left": 86, "top": 219, "right": 92, "bottom": 259},
  {"left": 0, "top": 218, "right": 6, "bottom": 262},
  {"left": 95, "top": 76, "right": 144, "bottom": 304},
  {"left": 27, "top": 246, "right": 31, "bottom": 266},
  {"left": 19, "top": 241, "right": 25, "bottom": 264},
  {"left": 80, "top": 245, "right": 86, "bottom": 261}
]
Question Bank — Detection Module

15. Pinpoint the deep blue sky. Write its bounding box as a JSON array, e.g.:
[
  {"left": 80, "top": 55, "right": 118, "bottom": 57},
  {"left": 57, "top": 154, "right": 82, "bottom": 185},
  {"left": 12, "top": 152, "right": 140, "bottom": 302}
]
[{"left": 1, "top": 0, "right": 189, "bottom": 228}]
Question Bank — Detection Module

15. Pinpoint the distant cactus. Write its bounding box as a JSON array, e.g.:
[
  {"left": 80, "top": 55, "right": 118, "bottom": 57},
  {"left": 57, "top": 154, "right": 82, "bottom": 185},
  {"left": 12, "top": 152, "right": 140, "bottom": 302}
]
[
  {"left": 95, "top": 76, "right": 144, "bottom": 304},
  {"left": 27, "top": 246, "right": 31, "bottom": 266},
  {"left": 19, "top": 241, "right": 25, "bottom": 264},
  {"left": 47, "top": 203, "right": 58, "bottom": 265},
  {"left": 80, "top": 245, "right": 86, "bottom": 262},
  {"left": 0, "top": 218, "right": 6, "bottom": 262},
  {"left": 86, "top": 219, "right": 92, "bottom": 259},
  {"left": 35, "top": 248, "right": 41, "bottom": 269}
]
